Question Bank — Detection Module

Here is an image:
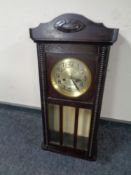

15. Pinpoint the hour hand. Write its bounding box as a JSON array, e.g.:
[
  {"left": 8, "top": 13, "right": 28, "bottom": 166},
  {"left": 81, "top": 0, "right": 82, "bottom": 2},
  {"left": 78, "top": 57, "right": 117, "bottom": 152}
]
[{"left": 71, "top": 76, "right": 81, "bottom": 82}]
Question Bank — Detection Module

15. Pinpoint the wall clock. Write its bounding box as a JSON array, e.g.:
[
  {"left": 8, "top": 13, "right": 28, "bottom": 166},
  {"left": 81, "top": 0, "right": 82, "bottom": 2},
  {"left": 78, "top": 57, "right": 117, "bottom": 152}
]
[{"left": 30, "top": 14, "right": 119, "bottom": 160}]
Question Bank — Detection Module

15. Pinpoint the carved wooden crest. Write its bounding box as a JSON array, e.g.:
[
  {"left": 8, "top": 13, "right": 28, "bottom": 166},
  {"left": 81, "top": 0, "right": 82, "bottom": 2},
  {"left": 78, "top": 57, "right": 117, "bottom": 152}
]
[
  {"left": 54, "top": 19, "right": 86, "bottom": 33},
  {"left": 30, "top": 13, "right": 118, "bottom": 45}
]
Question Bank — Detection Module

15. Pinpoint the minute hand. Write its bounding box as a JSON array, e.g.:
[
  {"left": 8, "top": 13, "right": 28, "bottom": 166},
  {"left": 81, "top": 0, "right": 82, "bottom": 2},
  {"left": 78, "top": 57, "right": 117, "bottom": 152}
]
[{"left": 71, "top": 77, "right": 80, "bottom": 91}]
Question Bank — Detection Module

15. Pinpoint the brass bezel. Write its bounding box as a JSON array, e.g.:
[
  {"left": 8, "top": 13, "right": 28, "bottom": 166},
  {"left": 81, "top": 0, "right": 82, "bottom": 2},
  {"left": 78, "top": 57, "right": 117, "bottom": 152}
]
[{"left": 51, "top": 58, "right": 92, "bottom": 97}]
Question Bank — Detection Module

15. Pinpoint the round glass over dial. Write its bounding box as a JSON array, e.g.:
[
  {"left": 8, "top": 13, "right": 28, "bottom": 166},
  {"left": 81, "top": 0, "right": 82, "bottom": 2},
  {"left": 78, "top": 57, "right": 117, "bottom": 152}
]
[{"left": 51, "top": 58, "right": 92, "bottom": 97}]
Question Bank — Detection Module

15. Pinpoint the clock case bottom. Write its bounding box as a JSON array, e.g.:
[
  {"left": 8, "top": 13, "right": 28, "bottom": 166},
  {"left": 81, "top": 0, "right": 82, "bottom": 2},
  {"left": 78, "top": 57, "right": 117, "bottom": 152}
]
[{"left": 41, "top": 139, "right": 97, "bottom": 161}]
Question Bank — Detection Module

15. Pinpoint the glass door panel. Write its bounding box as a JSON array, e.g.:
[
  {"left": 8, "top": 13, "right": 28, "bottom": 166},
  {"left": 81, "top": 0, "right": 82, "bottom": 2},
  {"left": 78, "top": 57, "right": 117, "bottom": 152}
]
[
  {"left": 63, "top": 106, "right": 75, "bottom": 147},
  {"left": 48, "top": 104, "right": 60, "bottom": 144},
  {"left": 77, "top": 108, "right": 92, "bottom": 150}
]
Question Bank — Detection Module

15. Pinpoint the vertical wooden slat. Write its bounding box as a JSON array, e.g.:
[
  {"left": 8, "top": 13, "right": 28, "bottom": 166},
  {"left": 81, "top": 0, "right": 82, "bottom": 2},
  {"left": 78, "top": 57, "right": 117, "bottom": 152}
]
[
  {"left": 88, "top": 46, "right": 109, "bottom": 157},
  {"left": 37, "top": 44, "right": 48, "bottom": 147},
  {"left": 73, "top": 107, "right": 79, "bottom": 148},
  {"left": 59, "top": 105, "right": 63, "bottom": 145}
]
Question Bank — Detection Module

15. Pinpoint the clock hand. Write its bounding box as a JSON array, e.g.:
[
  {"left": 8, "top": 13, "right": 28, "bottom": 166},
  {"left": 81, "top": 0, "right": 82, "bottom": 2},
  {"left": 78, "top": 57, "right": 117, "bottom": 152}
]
[
  {"left": 70, "top": 77, "right": 80, "bottom": 91},
  {"left": 70, "top": 76, "right": 81, "bottom": 82}
]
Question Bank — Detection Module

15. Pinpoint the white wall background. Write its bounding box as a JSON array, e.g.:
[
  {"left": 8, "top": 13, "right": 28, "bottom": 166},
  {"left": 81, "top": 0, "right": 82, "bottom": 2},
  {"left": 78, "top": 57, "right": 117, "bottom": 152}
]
[{"left": 0, "top": 0, "right": 131, "bottom": 121}]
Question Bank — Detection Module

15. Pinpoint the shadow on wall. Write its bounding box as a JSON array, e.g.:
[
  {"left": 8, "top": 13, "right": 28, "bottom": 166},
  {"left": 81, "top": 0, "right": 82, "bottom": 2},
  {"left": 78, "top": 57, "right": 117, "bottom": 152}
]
[{"left": 101, "top": 33, "right": 131, "bottom": 117}]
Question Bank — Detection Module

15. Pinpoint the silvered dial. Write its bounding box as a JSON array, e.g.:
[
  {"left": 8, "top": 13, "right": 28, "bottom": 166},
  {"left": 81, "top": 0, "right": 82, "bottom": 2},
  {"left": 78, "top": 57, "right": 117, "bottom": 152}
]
[{"left": 51, "top": 58, "right": 92, "bottom": 97}]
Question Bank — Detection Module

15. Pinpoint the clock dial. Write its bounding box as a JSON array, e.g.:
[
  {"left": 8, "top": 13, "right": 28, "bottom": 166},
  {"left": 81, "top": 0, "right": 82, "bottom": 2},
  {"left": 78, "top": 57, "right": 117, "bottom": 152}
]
[{"left": 51, "top": 58, "right": 92, "bottom": 97}]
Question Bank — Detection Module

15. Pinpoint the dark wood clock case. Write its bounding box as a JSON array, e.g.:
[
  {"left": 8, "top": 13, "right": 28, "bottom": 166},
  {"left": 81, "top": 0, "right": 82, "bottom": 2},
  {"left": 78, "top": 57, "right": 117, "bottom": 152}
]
[{"left": 30, "top": 14, "right": 119, "bottom": 160}]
